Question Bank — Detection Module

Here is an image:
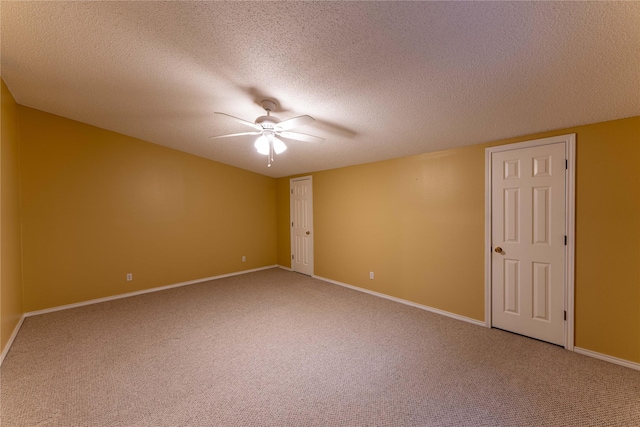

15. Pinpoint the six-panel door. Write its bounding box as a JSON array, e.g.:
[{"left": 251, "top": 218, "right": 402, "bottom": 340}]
[
  {"left": 291, "top": 178, "right": 313, "bottom": 276},
  {"left": 491, "top": 143, "right": 566, "bottom": 346}
]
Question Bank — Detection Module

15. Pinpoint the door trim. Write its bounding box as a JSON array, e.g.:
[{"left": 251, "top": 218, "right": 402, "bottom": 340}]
[
  {"left": 290, "top": 176, "right": 314, "bottom": 275},
  {"left": 484, "top": 134, "right": 575, "bottom": 350}
]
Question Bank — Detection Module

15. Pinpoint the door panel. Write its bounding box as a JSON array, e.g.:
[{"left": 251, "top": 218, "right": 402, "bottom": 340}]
[
  {"left": 504, "top": 188, "right": 519, "bottom": 243},
  {"left": 532, "top": 187, "right": 550, "bottom": 244},
  {"left": 532, "top": 262, "right": 550, "bottom": 321},
  {"left": 503, "top": 259, "right": 519, "bottom": 314},
  {"left": 491, "top": 142, "right": 565, "bottom": 345}
]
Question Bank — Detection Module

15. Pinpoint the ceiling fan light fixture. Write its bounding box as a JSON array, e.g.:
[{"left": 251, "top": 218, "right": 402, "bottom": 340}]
[
  {"left": 213, "top": 99, "right": 324, "bottom": 168},
  {"left": 254, "top": 135, "right": 269, "bottom": 155},
  {"left": 273, "top": 137, "right": 287, "bottom": 154}
]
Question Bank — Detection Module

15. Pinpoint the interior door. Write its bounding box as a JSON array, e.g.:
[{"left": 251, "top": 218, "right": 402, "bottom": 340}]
[
  {"left": 491, "top": 142, "right": 566, "bottom": 345},
  {"left": 290, "top": 177, "right": 313, "bottom": 276}
]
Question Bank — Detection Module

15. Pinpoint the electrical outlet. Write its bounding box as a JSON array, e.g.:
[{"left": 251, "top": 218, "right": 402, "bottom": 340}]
[
  {"left": 126, "top": 273, "right": 133, "bottom": 281},
  {"left": 242, "top": 256, "right": 246, "bottom": 262},
  {"left": 369, "top": 272, "right": 374, "bottom": 279}
]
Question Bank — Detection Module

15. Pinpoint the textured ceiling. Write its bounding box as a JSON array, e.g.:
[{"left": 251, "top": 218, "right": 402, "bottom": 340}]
[{"left": 2, "top": 2, "right": 639, "bottom": 178}]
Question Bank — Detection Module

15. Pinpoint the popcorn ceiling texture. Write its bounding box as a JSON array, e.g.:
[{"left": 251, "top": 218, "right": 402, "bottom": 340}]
[{"left": 2, "top": 2, "right": 639, "bottom": 177}]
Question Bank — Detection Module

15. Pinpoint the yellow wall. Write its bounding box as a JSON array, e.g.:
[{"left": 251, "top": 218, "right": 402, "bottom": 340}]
[
  {"left": 276, "top": 116, "right": 640, "bottom": 363},
  {"left": 18, "top": 107, "right": 277, "bottom": 312},
  {"left": 571, "top": 118, "right": 639, "bottom": 362},
  {"left": 1, "top": 79, "right": 24, "bottom": 354}
]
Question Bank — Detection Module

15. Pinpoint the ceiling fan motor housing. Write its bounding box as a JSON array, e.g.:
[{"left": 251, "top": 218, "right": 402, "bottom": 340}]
[{"left": 255, "top": 115, "right": 280, "bottom": 129}]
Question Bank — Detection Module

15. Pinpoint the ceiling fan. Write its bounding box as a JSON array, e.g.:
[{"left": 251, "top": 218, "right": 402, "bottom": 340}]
[{"left": 210, "top": 100, "right": 325, "bottom": 167}]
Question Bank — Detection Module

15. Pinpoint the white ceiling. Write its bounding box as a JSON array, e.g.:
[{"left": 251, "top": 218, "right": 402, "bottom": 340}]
[{"left": 2, "top": 2, "right": 639, "bottom": 178}]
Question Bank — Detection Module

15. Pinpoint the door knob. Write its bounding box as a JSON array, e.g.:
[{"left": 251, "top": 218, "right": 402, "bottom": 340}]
[
  {"left": 306, "top": 231, "right": 310, "bottom": 235},
  {"left": 495, "top": 247, "right": 503, "bottom": 253}
]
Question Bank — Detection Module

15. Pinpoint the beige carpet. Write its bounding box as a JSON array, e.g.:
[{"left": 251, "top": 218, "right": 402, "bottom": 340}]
[{"left": 1, "top": 268, "right": 639, "bottom": 426}]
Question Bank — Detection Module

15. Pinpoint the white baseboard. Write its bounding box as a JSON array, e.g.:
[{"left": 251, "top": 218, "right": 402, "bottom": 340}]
[
  {"left": 24, "top": 265, "right": 278, "bottom": 318},
  {"left": 574, "top": 347, "right": 640, "bottom": 371},
  {"left": 277, "top": 265, "right": 292, "bottom": 272},
  {"left": 312, "top": 274, "right": 486, "bottom": 327},
  {"left": 0, "top": 315, "right": 26, "bottom": 366}
]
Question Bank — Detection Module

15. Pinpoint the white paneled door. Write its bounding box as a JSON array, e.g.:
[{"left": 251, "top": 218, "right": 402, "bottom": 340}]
[
  {"left": 290, "top": 177, "right": 313, "bottom": 276},
  {"left": 491, "top": 142, "right": 566, "bottom": 346}
]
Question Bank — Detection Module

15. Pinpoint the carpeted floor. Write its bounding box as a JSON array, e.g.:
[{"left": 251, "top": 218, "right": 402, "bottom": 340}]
[{"left": 1, "top": 268, "right": 639, "bottom": 426}]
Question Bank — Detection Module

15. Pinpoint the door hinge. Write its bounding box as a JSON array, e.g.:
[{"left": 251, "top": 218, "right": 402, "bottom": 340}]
[
  {"left": 291, "top": 189, "right": 293, "bottom": 194},
  {"left": 565, "top": 159, "right": 568, "bottom": 170},
  {"left": 292, "top": 254, "right": 294, "bottom": 260},
  {"left": 564, "top": 235, "right": 567, "bottom": 245},
  {"left": 292, "top": 222, "right": 294, "bottom": 227},
  {"left": 564, "top": 311, "right": 567, "bottom": 321}
]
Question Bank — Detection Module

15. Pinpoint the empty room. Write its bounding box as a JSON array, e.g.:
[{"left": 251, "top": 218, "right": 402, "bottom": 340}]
[{"left": 1, "top": 2, "right": 639, "bottom": 426}]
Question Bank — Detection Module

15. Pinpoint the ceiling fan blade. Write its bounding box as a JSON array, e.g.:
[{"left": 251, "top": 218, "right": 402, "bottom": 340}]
[
  {"left": 277, "top": 131, "right": 325, "bottom": 143},
  {"left": 275, "top": 115, "right": 314, "bottom": 131},
  {"left": 209, "top": 131, "right": 261, "bottom": 139},
  {"left": 214, "top": 112, "right": 263, "bottom": 131}
]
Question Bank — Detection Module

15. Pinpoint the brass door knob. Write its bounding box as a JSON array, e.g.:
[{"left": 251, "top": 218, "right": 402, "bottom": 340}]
[
  {"left": 306, "top": 231, "right": 310, "bottom": 235},
  {"left": 495, "top": 247, "right": 503, "bottom": 253}
]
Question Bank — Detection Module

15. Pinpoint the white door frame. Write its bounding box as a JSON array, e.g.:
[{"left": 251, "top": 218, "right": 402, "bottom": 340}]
[
  {"left": 290, "top": 176, "right": 314, "bottom": 275},
  {"left": 484, "top": 134, "right": 576, "bottom": 350}
]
